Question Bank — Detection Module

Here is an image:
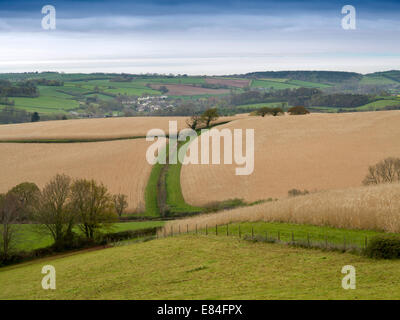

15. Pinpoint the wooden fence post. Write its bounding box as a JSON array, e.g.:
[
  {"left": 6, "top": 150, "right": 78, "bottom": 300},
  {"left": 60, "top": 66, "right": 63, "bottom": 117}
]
[
  {"left": 226, "top": 224, "right": 229, "bottom": 236},
  {"left": 195, "top": 224, "right": 197, "bottom": 235},
  {"left": 187, "top": 224, "right": 188, "bottom": 234},
  {"left": 239, "top": 225, "right": 241, "bottom": 238},
  {"left": 206, "top": 224, "right": 208, "bottom": 236},
  {"left": 216, "top": 224, "right": 218, "bottom": 236}
]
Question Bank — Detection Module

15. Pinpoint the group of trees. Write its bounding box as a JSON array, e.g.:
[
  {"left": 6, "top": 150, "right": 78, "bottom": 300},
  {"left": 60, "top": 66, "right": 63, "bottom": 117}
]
[
  {"left": 363, "top": 157, "right": 400, "bottom": 185},
  {"left": 241, "top": 71, "right": 363, "bottom": 84},
  {"left": 0, "top": 106, "right": 43, "bottom": 124},
  {"left": 255, "top": 105, "right": 310, "bottom": 117},
  {"left": 256, "top": 106, "right": 284, "bottom": 117},
  {"left": 25, "top": 78, "right": 63, "bottom": 86},
  {"left": 0, "top": 96, "right": 14, "bottom": 106},
  {"left": 0, "top": 175, "right": 128, "bottom": 259},
  {"left": 186, "top": 108, "right": 219, "bottom": 130},
  {"left": 0, "top": 106, "right": 31, "bottom": 124},
  {"left": 309, "top": 93, "right": 371, "bottom": 109},
  {"left": 0, "top": 80, "right": 38, "bottom": 97},
  {"left": 206, "top": 87, "right": 375, "bottom": 114},
  {"left": 287, "top": 106, "right": 310, "bottom": 115},
  {"left": 0, "top": 183, "right": 39, "bottom": 257}
]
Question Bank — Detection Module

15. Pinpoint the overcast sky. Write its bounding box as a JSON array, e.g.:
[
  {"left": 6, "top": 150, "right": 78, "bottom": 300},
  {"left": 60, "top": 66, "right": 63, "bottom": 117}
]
[{"left": 0, "top": 0, "right": 399, "bottom": 75}]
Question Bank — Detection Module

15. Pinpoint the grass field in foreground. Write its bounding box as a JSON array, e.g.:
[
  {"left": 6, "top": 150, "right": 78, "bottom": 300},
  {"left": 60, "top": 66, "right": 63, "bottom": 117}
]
[
  {"left": 1, "top": 235, "right": 400, "bottom": 299},
  {"left": 12, "top": 221, "right": 164, "bottom": 251}
]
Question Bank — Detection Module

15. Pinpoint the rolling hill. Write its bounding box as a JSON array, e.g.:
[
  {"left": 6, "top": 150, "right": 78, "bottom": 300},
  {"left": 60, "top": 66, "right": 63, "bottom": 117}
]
[
  {"left": 1, "top": 234, "right": 400, "bottom": 299},
  {"left": 181, "top": 110, "right": 400, "bottom": 205}
]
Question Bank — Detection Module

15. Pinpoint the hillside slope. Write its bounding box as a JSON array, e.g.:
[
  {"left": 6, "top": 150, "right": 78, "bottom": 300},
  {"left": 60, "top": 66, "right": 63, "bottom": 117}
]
[
  {"left": 1, "top": 235, "right": 400, "bottom": 299},
  {"left": 181, "top": 111, "right": 400, "bottom": 205},
  {"left": 166, "top": 183, "right": 400, "bottom": 234}
]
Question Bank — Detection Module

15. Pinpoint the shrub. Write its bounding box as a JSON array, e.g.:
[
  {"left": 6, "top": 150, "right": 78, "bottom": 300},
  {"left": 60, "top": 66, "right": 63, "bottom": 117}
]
[
  {"left": 288, "top": 189, "right": 309, "bottom": 197},
  {"left": 102, "top": 227, "right": 160, "bottom": 242},
  {"left": 257, "top": 107, "right": 284, "bottom": 117},
  {"left": 204, "top": 198, "right": 247, "bottom": 212},
  {"left": 271, "top": 107, "right": 284, "bottom": 116},
  {"left": 364, "top": 235, "right": 400, "bottom": 259},
  {"left": 288, "top": 106, "right": 310, "bottom": 115}
]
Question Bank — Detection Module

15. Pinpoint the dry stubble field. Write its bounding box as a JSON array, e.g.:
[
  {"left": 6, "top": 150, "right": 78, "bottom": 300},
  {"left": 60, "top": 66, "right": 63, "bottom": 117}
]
[
  {"left": 0, "top": 115, "right": 246, "bottom": 211},
  {"left": 164, "top": 182, "right": 400, "bottom": 234},
  {"left": 181, "top": 110, "right": 400, "bottom": 206},
  {"left": 0, "top": 115, "right": 243, "bottom": 141},
  {"left": 0, "top": 139, "right": 153, "bottom": 211},
  {"left": 149, "top": 84, "right": 230, "bottom": 95}
]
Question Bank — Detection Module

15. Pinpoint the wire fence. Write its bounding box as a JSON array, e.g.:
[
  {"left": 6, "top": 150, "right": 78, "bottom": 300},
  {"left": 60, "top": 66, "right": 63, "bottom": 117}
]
[{"left": 157, "top": 223, "right": 370, "bottom": 253}]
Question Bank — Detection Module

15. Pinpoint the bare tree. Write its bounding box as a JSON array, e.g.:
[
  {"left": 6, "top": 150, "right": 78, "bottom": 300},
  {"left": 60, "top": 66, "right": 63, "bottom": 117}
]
[
  {"left": 9, "top": 182, "right": 39, "bottom": 221},
  {"left": 0, "top": 192, "right": 20, "bottom": 258},
  {"left": 363, "top": 157, "right": 400, "bottom": 185},
  {"left": 70, "top": 179, "right": 117, "bottom": 240},
  {"left": 186, "top": 115, "right": 201, "bottom": 130},
  {"left": 34, "top": 174, "right": 73, "bottom": 248},
  {"left": 113, "top": 194, "right": 128, "bottom": 217}
]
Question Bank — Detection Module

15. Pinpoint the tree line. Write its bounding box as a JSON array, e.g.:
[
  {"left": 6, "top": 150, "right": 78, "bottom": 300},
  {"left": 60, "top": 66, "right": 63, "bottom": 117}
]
[
  {"left": 240, "top": 71, "right": 363, "bottom": 84},
  {"left": 0, "top": 175, "right": 128, "bottom": 260},
  {"left": 0, "top": 80, "right": 38, "bottom": 97}
]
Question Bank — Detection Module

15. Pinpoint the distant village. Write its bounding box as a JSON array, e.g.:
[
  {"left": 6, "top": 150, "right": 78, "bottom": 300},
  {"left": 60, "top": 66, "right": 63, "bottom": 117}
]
[
  {"left": 69, "top": 94, "right": 175, "bottom": 118},
  {"left": 134, "top": 95, "right": 173, "bottom": 112}
]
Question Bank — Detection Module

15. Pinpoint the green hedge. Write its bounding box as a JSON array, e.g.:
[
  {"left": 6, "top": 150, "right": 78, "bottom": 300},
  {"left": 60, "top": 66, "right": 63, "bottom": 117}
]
[{"left": 364, "top": 235, "right": 400, "bottom": 259}]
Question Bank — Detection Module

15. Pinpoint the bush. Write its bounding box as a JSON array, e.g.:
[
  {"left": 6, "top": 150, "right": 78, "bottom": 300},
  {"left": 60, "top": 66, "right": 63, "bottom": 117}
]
[
  {"left": 102, "top": 227, "right": 160, "bottom": 242},
  {"left": 256, "top": 107, "right": 284, "bottom": 117},
  {"left": 204, "top": 198, "right": 247, "bottom": 212},
  {"left": 364, "top": 235, "right": 400, "bottom": 259},
  {"left": 0, "top": 227, "right": 161, "bottom": 267},
  {"left": 288, "top": 189, "right": 309, "bottom": 197},
  {"left": 288, "top": 106, "right": 310, "bottom": 115}
]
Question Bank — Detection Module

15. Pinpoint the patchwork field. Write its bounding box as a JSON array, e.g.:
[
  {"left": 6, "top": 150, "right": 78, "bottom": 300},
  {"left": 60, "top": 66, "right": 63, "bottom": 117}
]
[
  {"left": 181, "top": 110, "right": 400, "bottom": 205},
  {"left": 205, "top": 77, "right": 250, "bottom": 88},
  {"left": 1, "top": 235, "right": 400, "bottom": 299},
  {"left": 0, "top": 139, "right": 153, "bottom": 211},
  {"left": 149, "top": 84, "right": 230, "bottom": 96},
  {"left": 250, "top": 79, "right": 300, "bottom": 89}
]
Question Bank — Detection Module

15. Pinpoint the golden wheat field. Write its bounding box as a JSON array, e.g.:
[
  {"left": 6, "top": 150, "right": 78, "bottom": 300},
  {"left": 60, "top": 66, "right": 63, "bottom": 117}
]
[
  {"left": 0, "top": 115, "right": 244, "bottom": 141},
  {"left": 0, "top": 139, "right": 153, "bottom": 211},
  {"left": 181, "top": 110, "right": 400, "bottom": 206},
  {"left": 163, "top": 182, "right": 400, "bottom": 235}
]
